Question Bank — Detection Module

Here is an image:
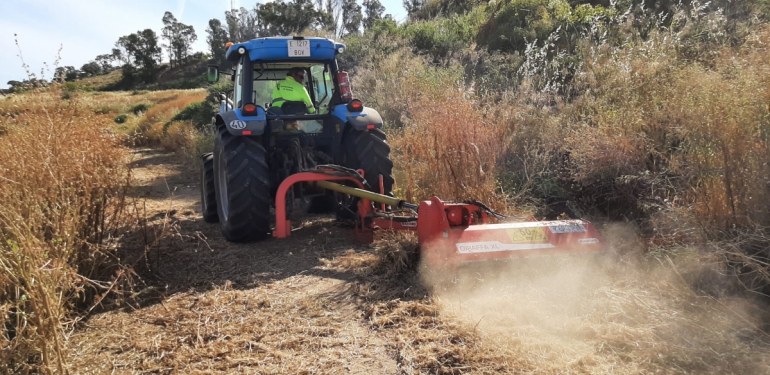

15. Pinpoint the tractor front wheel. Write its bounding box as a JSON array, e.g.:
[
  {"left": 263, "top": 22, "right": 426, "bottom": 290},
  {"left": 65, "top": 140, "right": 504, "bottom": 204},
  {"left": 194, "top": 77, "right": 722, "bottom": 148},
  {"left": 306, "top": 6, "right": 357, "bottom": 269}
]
[{"left": 213, "top": 127, "right": 272, "bottom": 242}]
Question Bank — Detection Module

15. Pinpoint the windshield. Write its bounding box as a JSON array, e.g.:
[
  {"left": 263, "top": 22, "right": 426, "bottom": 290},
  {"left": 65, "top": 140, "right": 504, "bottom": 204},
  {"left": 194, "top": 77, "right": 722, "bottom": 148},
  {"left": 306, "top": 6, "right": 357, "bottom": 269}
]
[
  {"left": 252, "top": 62, "right": 334, "bottom": 113},
  {"left": 251, "top": 62, "right": 334, "bottom": 133}
]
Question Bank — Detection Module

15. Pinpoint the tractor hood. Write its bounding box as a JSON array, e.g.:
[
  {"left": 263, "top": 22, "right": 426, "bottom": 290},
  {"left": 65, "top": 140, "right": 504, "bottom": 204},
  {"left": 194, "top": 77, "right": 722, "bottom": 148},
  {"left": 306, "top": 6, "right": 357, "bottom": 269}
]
[{"left": 226, "top": 37, "right": 345, "bottom": 62}]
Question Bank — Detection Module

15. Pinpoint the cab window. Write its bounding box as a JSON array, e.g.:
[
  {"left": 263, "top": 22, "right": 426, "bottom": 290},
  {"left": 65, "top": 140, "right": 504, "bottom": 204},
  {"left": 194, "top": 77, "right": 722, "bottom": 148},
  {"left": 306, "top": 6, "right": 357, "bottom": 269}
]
[
  {"left": 310, "top": 65, "right": 333, "bottom": 114},
  {"left": 234, "top": 58, "right": 244, "bottom": 108}
]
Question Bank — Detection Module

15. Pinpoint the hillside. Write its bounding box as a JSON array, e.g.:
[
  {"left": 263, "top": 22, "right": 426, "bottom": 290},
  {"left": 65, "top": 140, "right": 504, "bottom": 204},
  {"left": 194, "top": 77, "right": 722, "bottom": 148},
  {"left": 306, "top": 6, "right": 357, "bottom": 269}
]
[{"left": 72, "top": 58, "right": 212, "bottom": 92}]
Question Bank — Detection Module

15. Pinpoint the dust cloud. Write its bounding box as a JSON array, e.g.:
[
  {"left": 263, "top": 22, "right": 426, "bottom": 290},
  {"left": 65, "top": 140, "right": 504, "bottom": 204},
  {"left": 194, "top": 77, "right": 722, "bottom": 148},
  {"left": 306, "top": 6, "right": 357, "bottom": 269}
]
[{"left": 419, "top": 224, "right": 770, "bottom": 374}]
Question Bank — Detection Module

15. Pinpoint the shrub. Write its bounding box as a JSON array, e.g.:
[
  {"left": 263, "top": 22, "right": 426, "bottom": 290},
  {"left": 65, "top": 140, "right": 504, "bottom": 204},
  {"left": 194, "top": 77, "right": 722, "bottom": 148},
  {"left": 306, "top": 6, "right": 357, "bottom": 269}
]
[
  {"left": 167, "top": 101, "right": 215, "bottom": 132},
  {"left": 400, "top": 8, "right": 487, "bottom": 60},
  {"left": 130, "top": 103, "right": 151, "bottom": 115},
  {"left": 113, "top": 113, "right": 128, "bottom": 124},
  {"left": 390, "top": 74, "right": 512, "bottom": 211}
]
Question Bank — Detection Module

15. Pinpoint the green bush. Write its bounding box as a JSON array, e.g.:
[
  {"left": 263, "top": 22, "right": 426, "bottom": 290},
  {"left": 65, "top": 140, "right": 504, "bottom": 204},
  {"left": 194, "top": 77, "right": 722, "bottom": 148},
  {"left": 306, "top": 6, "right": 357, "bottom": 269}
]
[
  {"left": 166, "top": 101, "right": 215, "bottom": 132},
  {"left": 477, "top": 0, "right": 570, "bottom": 52},
  {"left": 400, "top": 8, "right": 486, "bottom": 59},
  {"left": 113, "top": 114, "right": 129, "bottom": 124},
  {"left": 205, "top": 80, "right": 233, "bottom": 106},
  {"left": 130, "top": 103, "right": 151, "bottom": 115}
]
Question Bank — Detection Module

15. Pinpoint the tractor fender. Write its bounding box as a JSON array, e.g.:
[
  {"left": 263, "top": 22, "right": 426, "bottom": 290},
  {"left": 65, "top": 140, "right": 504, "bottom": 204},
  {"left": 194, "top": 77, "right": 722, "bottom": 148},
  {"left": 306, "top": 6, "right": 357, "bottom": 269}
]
[
  {"left": 332, "top": 105, "right": 383, "bottom": 131},
  {"left": 218, "top": 108, "right": 267, "bottom": 136}
]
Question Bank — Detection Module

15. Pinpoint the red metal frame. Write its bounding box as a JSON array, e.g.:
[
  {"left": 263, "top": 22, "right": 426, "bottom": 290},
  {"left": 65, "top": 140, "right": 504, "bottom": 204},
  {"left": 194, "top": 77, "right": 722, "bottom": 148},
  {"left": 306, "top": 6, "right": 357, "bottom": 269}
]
[{"left": 273, "top": 172, "right": 368, "bottom": 239}]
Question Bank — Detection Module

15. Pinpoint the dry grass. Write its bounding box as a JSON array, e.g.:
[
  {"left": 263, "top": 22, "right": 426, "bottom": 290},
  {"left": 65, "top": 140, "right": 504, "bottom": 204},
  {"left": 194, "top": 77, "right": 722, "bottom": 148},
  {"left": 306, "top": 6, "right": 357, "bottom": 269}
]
[
  {"left": 387, "top": 76, "right": 513, "bottom": 213},
  {"left": 132, "top": 91, "right": 206, "bottom": 147},
  {"left": 67, "top": 277, "right": 386, "bottom": 374},
  {"left": 0, "top": 85, "right": 205, "bottom": 374},
  {"left": 0, "top": 85, "right": 132, "bottom": 374}
]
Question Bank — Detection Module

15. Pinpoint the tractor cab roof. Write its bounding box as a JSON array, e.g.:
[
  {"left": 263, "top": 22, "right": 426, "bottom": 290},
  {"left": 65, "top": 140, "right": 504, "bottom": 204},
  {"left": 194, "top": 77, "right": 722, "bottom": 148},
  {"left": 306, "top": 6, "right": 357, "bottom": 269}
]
[{"left": 226, "top": 36, "right": 346, "bottom": 63}]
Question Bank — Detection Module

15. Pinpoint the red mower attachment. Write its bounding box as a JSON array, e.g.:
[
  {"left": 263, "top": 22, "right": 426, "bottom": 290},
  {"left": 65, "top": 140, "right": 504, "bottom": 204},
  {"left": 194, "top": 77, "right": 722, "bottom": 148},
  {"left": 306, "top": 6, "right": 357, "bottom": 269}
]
[
  {"left": 414, "top": 197, "right": 605, "bottom": 267},
  {"left": 273, "top": 169, "right": 608, "bottom": 266}
]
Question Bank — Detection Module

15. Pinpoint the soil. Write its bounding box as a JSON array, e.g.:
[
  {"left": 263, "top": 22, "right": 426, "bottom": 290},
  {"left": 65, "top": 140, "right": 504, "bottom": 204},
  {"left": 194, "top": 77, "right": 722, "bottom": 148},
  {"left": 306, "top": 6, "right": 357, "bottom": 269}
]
[{"left": 66, "top": 148, "right": 402, "bottom": 374}]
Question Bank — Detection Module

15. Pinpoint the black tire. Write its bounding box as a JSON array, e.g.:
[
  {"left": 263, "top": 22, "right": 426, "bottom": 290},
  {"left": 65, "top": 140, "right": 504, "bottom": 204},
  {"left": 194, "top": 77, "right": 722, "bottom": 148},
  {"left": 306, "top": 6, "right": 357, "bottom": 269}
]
[
  {"left": 213, "top": 126, "right": 272, "bottom": 242},
  {"left": 344, "top": 128, "right": 394, "bottom": 195},
  {"left": 200, "top": 152, "right": 218, "bottom": 223},
  {"left": 337, "top": 128, "right": 395, "bottom": 219}
]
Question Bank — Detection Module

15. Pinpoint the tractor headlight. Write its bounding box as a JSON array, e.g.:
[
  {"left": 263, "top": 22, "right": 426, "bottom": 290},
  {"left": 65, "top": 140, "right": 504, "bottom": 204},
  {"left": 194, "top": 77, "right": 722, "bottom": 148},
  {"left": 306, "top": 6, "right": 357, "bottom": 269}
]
[
  {"left": 238, "top": 47, "right": 246, "bottom": 55},
  {"left": 337, "top": 47, "right": 345, "bottom": 54}
]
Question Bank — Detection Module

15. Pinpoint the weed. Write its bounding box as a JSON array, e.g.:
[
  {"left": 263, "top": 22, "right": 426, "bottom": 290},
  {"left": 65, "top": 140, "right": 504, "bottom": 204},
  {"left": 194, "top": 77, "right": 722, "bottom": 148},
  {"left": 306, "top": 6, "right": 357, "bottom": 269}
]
[{"left": 0, "top": 86, "right": 132, "bottom": 374}]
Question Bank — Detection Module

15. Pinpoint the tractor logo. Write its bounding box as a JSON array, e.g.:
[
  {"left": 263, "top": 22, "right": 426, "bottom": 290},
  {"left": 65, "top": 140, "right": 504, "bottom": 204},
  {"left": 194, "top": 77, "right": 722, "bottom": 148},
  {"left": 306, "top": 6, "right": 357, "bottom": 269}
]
[{"left": 229, "top": 120, "right": 247, "bottom": 130}]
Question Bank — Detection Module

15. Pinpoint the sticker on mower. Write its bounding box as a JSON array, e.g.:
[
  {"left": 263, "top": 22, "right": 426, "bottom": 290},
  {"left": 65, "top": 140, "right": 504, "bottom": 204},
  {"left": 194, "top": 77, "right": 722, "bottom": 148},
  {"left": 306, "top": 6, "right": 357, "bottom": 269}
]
[
  {"left": 547, "top": 223, "right": 586, "bottom": 234},
  {"left": 401, "top": 221, "right": 418, "bottom": 228},
  {"left": 229, "top": 120, "right": 247, "bottom": 129},
  {"left": 506, "top": 227, "right": 548, "bottom": 243},
  {"left": 456, "top": 241, "right": 555, "bottom": 254},
  {"left": 578, "top": 238, "right": 600, "bottom": 245}
]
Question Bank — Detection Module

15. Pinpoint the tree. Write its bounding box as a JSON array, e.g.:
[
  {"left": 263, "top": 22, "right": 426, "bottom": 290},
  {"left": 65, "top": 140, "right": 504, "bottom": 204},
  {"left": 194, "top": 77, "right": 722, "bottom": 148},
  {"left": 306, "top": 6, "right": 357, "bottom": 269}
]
[
  {"left": 94, "top": 54, "right": 115, "bottom": 73},
  {"left": 256, "top": 0, "right": 320, "bottom": 36},
  {"left": 115, "top": 29, "right": 162, "bottom": 83},
  {"left": 321, "top": 0, "right": 344, "bottom": 37},
  {"left": 362, "top": 0, "right": 385, "bottom": 30},
  {"left": 161, "top": 11, "right": 198, "bottom": 67},
  {"left": 403, "top": 0, "right": 424, "bottom": 17},
  {"left": 226, "top": 7, "right": 261, "bottom": 42},
  {"left": 341, "top": 0, "right": 363, "bottom": 35},
  {"left": 206, "top": 18, "right": 230, "bottom": 64},
  {"left": 112, "top": 36, "right": 133, "bottom": 67},
  {"left": 54, "top": 66, "right": 79, "bottom": 81},
  {"left": 80, "top": 61, "right": 102, "bottom": 77}
]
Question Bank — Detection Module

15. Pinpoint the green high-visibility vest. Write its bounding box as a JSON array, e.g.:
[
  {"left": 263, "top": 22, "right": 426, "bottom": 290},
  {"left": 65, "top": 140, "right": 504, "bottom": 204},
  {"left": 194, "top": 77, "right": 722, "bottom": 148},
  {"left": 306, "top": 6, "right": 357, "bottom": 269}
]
[{"left": 271, "top": 76, "right": 316, "bottom": 114}]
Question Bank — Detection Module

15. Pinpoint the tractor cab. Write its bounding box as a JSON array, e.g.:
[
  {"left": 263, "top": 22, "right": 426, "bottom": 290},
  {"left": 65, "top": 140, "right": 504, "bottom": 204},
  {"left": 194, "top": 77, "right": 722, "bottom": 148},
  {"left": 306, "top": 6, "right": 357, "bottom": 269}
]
[{"left": 207, "top": 36, "right": 368, "bottom": 136}]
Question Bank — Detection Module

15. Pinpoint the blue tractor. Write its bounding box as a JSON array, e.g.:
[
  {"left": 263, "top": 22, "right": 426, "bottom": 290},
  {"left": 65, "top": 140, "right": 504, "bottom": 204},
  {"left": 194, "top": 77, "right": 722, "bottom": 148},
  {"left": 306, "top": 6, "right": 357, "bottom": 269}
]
[{"left": 200, "top": 36, "right": 394, "bottom": 242}]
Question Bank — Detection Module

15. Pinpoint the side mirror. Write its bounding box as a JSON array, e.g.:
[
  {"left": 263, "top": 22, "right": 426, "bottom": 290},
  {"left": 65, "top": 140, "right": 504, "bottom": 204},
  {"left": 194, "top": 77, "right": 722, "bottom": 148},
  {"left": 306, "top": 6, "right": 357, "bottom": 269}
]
[{"left": 207, "top": 65, "right": 219, "bottom": 83}]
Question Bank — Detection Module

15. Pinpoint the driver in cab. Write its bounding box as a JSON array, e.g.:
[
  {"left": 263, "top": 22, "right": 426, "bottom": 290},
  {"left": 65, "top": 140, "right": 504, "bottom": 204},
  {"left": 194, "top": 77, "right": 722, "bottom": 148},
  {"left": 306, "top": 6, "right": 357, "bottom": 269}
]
[{"left": 271, "top": 67, "right": 315, "bottom": 114}]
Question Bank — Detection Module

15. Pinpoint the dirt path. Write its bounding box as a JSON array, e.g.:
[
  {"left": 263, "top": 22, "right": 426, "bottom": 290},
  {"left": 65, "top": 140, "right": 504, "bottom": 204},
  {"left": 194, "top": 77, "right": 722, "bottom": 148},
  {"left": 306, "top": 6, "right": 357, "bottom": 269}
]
[
  {"left": 67, "top": 148, "right": 401, "bottom": 374},
  {"left": 66, "top": 148, "right": 770, "bottom": 375}
]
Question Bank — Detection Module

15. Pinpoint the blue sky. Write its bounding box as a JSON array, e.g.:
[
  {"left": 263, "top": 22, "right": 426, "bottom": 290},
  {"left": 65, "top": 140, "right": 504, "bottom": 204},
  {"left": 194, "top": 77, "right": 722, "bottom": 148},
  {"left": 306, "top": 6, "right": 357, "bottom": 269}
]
[{"left": 0, "top": 0, "right": 407, "bottom": 89}]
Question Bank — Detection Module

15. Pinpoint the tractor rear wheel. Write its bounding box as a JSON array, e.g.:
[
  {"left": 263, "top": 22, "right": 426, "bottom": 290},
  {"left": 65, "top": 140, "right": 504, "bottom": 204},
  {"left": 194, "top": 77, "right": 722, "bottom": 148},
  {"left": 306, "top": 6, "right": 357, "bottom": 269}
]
[
  {"left": 213, "top": 127, "right": 272, "bottom": 242},
  {"left": 200, "top": 152, "right": 218, "bottom": 223},
  {"left": 345, "top": 128, "right": 394, "bottom": 195},
  {"left": 337, "top": 128, "right": 395, "bottom": 220}
]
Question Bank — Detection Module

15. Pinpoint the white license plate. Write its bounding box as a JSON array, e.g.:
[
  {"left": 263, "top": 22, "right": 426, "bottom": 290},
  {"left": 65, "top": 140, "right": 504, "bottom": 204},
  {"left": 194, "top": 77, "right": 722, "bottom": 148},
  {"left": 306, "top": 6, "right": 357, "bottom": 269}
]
[{"left": 288, "top": 40, "right": 310, "bottom": 57}]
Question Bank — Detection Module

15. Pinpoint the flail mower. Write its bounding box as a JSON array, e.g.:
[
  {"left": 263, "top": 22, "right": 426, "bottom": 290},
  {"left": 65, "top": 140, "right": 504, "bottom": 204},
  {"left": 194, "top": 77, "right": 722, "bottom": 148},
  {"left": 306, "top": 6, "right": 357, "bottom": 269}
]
[{"left": 201, "top": 36, "right": 608, "bottom": 267}]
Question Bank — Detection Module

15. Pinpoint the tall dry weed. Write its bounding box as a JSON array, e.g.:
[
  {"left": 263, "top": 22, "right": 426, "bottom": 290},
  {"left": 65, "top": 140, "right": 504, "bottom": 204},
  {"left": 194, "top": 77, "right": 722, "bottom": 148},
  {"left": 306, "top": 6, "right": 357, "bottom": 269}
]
[
  {"left": 389, "top": 76, "right": 510, "bottom": 210},
  {"left": 558, "top": 24, "right": 770, "bottom": 230},
  {"left": 0, "top": 86, "right": 131, "bottom": 374}
]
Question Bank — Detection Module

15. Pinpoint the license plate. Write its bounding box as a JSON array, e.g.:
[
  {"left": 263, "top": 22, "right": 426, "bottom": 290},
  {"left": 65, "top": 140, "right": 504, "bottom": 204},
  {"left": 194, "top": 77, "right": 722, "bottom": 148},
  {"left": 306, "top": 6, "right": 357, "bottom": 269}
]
[{"left": 288, "top": 40, "right": 310, "bottom": 57}]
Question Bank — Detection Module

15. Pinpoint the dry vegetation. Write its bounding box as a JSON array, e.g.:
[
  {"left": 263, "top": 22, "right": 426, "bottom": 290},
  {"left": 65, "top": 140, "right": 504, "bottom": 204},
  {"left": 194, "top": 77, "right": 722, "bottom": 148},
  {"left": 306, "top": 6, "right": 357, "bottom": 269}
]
[
  {"left": 0, "top": 86, "right": 207, "bottom": 374},
  {"left": 4, "top": 4, "right": 770, "bottom": 373}
]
